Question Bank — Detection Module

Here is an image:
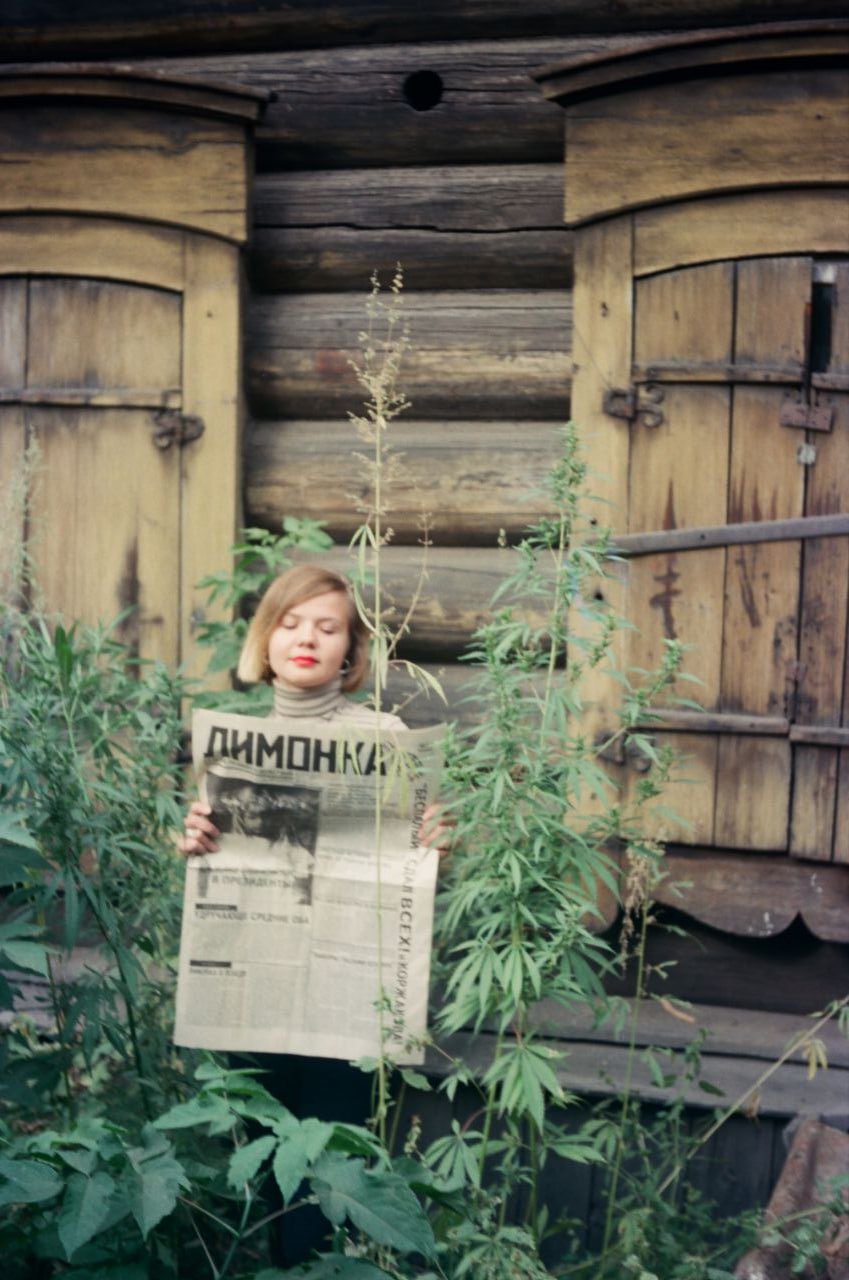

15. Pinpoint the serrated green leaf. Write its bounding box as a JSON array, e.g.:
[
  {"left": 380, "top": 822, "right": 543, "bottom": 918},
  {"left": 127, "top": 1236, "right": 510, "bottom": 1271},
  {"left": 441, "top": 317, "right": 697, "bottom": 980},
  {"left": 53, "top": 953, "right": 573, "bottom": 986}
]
[
  {"left": 153, "top": 1094, "right": 234, "bottom": 1132},
  {"left": 399, "top": 1068, "right": 432, "bottom": 1092},
  {"left": 58, "top": 1170, "right": 116, "bottom": 1259},
  {"left": 311, "top": 1154, "right": 435, "bottom": 1259},
  {"left": 0, "top": 1156, "right": 64, "bottom": 1206},
  {"left": 228, "top": 1135, "right": 276, "bottom": 1190}
]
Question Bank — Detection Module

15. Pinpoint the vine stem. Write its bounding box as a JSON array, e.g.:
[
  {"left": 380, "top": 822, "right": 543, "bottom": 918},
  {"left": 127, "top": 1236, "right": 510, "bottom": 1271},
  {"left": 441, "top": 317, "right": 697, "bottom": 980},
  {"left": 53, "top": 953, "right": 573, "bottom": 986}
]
[
  {"left": 599, "top": 901, "right": 650, "bottom": 1268},
  {"left": 656, "top": 994, "right": 849, "bottom": 1199},
  {"left": 372, "top": 342, "right": 388, "bottom": 1147}
]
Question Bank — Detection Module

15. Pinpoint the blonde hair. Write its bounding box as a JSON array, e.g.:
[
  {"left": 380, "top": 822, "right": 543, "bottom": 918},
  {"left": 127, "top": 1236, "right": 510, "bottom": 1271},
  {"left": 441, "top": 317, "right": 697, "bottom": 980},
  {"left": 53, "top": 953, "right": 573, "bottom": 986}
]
[{"left": 237, "top": 564, "right": 369, "bottom": 692}]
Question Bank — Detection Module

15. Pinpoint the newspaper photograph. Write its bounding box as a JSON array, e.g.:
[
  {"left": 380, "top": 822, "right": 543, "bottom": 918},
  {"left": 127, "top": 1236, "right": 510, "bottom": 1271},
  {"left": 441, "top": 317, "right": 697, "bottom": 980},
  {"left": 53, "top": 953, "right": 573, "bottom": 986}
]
[{"left": 174, "top": 709, "right": 445, "bottom": 1065}]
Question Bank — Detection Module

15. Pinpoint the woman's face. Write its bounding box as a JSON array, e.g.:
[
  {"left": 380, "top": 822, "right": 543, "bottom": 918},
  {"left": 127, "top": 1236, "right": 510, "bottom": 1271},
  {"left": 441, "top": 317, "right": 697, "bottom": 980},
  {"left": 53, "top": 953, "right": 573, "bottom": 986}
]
[{"left": 267, "top": 589, "right": 351, "bottom": 689}]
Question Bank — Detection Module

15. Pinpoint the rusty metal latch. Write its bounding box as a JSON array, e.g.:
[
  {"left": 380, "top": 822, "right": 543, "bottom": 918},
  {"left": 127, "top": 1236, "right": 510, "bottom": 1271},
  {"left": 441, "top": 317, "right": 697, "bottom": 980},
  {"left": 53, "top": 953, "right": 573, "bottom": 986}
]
[
  {"left": 780, "top": 396, "right": 834, "bottom": 433},
  {"left": 603, "top": 384, "right": 665, "bottom": 429},
  {"left": 152, "top": 410, "right": 205, "bottom": 450}
]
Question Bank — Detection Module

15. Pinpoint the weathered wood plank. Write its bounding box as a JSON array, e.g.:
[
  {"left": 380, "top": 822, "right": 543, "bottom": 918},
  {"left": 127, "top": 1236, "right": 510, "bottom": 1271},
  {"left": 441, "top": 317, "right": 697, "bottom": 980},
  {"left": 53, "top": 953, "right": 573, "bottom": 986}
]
[
  {"left": 0, "top": 405, "right": 26, "bottom": 607},
  {"left": 729, "top": 389, "right": 805, "bottom": 526},
  {"left": 0, "top": 216, "right": 187, "bottom": 292},
  {"left": 27, "top": 278, "right": 182, "bottom": 393},
  {"left": 253, "top": 164, "right": 565, "bottom": 231},
  {"left": 796, "top": 539, "right": 849, "bottom": 728},
  {"left": 656, "top": 847, "right": 849, "bottom": 943},
  {"left": 181, "top": 237, "right": 244, "bottom": 683},
  {"left": 0, "top": 277, "right": 26, "bottom": 386},
  {"left": 634, "top": 262, "right": 734, "bottom": 370},
  {"left": 0, "top": 104, "right": 251, "bottom": 243},
  {"left": 789, "top": 745, "right": 838, "bottom": 861},
  {"left": 714, "top": 735, "right": 791, "bottom": 850},
  {"left": 567, "top": 216, "right": 633, "bottom": 757},
  {"left": 735, "top": 256, "right": 809, "bottom": 375},
  {"left": 249, "top": 164, "right": 572, "bottom": 290},
  {"left": 628, "top": 385, "right": 731, "bottom": 533},
  {"left": 135, "top": 39, "right": 585, "bottom": 167},
  {"left": 634, "top": 189, "right": 849, "bottom": 278},
  {"left": 537, "top": 21, "right": 849, "bottom": 102},
  {"left": 560, "top": 69, "right": 849, "bottom": 225},
  {"left": 246, "top": 291, "right": 572, "bottom": 420},
  {"left": 432, "top": 1029, "right": 847, "bottom": 1120},
  {"left": 4, "top": 4, "right": 848, "bottom": 57},
  {"left": 528, "top": 997, "right": 849, "bottom": 1068},
  {"left": 626, "top": 550, "right": 725, "bottom": 708},
  {"left": 28, "top": 407, "right": 180, "bottom": 664},
  {"left": 244, "top": 419, "right": 565, "bottom": 544},
  {"left": 250, "top": 226, "right": 572, "bottom": 293},
  {"left": 720, "top": 542, "right": 800, "bottom": 717}
]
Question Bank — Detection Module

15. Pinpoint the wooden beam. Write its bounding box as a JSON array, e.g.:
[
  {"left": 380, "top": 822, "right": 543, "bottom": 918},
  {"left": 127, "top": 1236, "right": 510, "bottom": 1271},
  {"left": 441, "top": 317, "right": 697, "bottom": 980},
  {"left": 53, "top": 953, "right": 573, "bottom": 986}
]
[
  {"left": 246, "top": 290, "right": 572, "bottom": 420},
  {"left": 251, "top": 226, "right": 572, "bottom": 293},
  {"left": 657, "top": 847, "right": 849, "bottom": 942},
  {"left": 244, "top": 419, "right": 566, "bottom": 544},
  {"left": 249, "top": 165, "right": 573, "bottom": 290},
  {"left": 430, "top": 1026, "right": 848, "bottom": 1119},
  {"left": 3, "top": 4, "right": 847, "bottom": 59}
]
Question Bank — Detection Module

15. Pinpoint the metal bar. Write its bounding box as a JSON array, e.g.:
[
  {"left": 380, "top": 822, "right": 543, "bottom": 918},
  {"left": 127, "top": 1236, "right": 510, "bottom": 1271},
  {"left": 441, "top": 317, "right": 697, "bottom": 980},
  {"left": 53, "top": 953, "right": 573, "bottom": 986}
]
[
  {"left": 632, "top": 361, "right": 803, "bottom": 385},
  {"left": 0, "top": 387, "right": 182, "bottom": 408},
  {"left": 610, "top": 513, "right": 849, "bottom": 557},
  {"left": 636, "top": 709, "right": 790, "bottom": 735},
  {"left": 790, "top": 724, "right": 849, "bottom": 746}
]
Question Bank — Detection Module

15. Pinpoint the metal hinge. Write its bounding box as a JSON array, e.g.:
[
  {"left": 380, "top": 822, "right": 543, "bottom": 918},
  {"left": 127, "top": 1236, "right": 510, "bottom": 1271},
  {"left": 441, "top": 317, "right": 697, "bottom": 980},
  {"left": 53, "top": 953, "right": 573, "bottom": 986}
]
[
  {"left": 152, "top": 410, "right": 205, "bottom": 450},
  {"left": 603, "top": 384, "right": 665, "bottom": 429}
]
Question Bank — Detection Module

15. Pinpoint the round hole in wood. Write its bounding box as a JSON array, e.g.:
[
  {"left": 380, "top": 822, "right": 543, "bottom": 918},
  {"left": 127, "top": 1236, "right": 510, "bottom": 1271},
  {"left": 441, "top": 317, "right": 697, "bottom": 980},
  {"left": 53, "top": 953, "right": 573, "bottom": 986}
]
[{"left": 403, "top": 70, "right": 443, "bottom": 112}]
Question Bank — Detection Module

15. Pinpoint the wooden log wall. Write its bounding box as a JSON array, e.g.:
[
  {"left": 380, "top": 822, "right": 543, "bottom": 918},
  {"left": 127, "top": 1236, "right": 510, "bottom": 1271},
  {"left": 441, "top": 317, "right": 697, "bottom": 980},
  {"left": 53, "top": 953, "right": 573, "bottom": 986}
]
[{"left": 2, "top": 2, "right": 846, "bottom": 1004}]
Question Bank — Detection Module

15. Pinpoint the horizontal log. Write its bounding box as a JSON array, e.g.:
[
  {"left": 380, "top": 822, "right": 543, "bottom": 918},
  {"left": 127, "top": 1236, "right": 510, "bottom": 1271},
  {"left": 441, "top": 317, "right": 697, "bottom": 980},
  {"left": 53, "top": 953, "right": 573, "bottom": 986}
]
[
  {"left": 431, "top": 1028, "right": 846, "bottom": 1119},
  {"left": 253, "top": 164, "right": 566, "bottom": 231},
  {"left": 244, "top": 419, "right": 566, "bottom": 543},
  {"left": 246, "top": 290, "right": 573, "bottom": 419},
  {"left": 249, "top": 165, "right": 573, "bottom": 289},
  {"left": 288, "top": 544, "right": 547, "bottom": 656},
  {"left": 250, "top": 226, "right": 573, "bottom": 293},
  {"left": 4, "top": 4, "right": 848, "bottom": 59},
  {"left": 658, "top": 847, "right": 849, "bottom": 943},
  {"left": 129, "top": 37, "right": 626, "bottom": 167},
  {"left": 529, "top": 997, "right": 849, "bottom": 1067}
]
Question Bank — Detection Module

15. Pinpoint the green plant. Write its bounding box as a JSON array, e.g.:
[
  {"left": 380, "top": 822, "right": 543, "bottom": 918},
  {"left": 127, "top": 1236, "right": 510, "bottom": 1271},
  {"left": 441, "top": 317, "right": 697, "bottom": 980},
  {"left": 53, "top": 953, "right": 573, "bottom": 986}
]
[{"left": 0, "top": 610, "right": 190, "bottom": 1127}]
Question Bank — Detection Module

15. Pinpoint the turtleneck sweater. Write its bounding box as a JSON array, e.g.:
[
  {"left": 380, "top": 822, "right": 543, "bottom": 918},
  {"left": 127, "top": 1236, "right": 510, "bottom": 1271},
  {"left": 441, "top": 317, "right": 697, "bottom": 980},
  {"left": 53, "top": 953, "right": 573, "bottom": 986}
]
[{"left": 271, "top": 676, "right": 405, "bottom": 729}]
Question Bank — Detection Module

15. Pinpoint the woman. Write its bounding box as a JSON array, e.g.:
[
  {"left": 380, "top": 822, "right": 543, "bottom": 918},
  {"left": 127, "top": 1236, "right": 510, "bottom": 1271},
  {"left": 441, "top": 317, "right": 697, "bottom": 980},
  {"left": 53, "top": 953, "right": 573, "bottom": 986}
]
[
  {"left": 178, "top": 563, "right": 447, "bottom": 1263},
  {"left": 180, "top": 562, "right": 428, "bottom": 856}
]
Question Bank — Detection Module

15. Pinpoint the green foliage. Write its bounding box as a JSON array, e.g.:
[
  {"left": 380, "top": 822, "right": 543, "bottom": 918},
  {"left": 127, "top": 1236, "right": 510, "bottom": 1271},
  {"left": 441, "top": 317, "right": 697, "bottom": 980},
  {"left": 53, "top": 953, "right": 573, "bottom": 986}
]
[{"left": 0, "top": 609, "right": 190, "bottom": 1126}]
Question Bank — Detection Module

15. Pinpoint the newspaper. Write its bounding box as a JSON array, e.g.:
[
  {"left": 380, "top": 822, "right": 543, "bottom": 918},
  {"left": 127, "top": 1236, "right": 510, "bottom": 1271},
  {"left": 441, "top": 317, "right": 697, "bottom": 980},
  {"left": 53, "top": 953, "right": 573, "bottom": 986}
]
[{"left": 174, "top": 709, "right": 444, "bottom": 1065}]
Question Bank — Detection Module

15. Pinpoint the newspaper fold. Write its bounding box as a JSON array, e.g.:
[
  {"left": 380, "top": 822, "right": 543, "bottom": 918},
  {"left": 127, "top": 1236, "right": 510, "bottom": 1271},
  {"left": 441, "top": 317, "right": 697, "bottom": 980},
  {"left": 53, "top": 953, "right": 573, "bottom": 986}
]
[{"left": 174, "top": 709, "right": 444, "bottom": 1065}]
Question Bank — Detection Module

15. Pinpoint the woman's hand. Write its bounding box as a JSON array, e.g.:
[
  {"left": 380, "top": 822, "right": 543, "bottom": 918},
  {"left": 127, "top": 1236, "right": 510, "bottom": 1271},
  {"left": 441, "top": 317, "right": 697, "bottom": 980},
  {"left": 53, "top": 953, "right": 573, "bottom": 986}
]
[
  {"left": 419, "top": 802, "right": 453, "bottom": 863},
  {"left": 177, "top": 800, "right": 220, "bottom": 858}
]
